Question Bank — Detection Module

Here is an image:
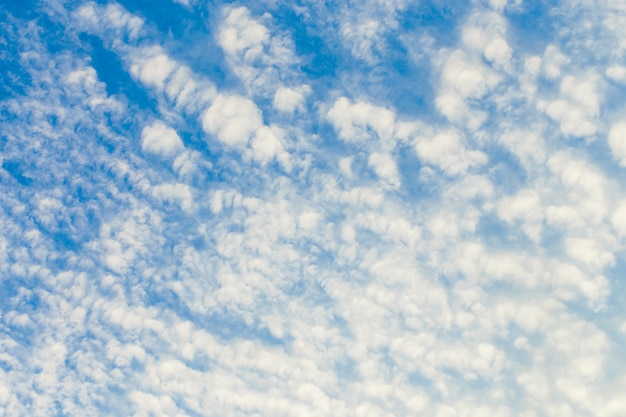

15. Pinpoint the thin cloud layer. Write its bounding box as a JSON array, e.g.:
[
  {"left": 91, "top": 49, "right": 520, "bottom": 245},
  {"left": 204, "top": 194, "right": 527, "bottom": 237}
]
[{"left": 1, "top": 1, "right": 626, "bottom": 416}]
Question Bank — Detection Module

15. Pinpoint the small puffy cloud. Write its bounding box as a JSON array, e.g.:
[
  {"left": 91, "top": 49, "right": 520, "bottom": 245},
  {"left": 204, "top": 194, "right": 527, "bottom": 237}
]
[
  {"left": 298, "top": 211, "right": 321, "bottom": 230},
  {"left": 141, "top": 121, "right": 184, "bottom": 159},
  {"left": 434, "top": 46, "right": 499, "bottom": 126},
  {"left": 611, "top": 200, "right": 626, "bottom": 238},
  {"left": 368, "top": 152, "right": 400, "bottom": 188},
  {"left": 547, "top": 152, "right": 609, "bottom": 226},
  {"left": 414, "top": 129, "right": 488, "bottom": 175},
  {"left": 219, "top": 6, "right": 269, "bottom": 62},
  {"left": 560, "top": 75, "right": 600, "bottom": 115},
  {"left": 565, "top": 237, "right": 615, "bottom": 271},
  {"left": 152, "top": 183, "right": 194, "bottom": 213},
  {"left": 484, "top": 38, "right": 512, "bottom": 68},
  {"left": 608, "top": 121, "right": 626, "bottom": 166},
  {"left": 127, "top": 46, "right": 216, "bottom": 111},
  {"left": 441, "top": 51, "right": 499, "bottom": 99},
  {"left": 340, "top": 19, "right": 384, "bottom": 63},
  {"left": 74, "top": 2, "right": 144, "bottom": 40},
  {"left": 499, "top": 130, "right": 546, "bottom": 167},
  {"left": 201, "top": 94, "right": 263, "bottom": 146},
  {"left": 435, "top": 91, "right": 486, "bottom": 128},
  {"left": 461, "top": 15, "right": 512, "bottom": 70},
  {"left": 542, "top": 45, "right": 570, "bottom": 79},
  {"left": 273, "top": 86, "right": 310, "bottom": 113},
  {"left": 130, "top": 51, "right": 177, "bottom": 90},
  {"left": 543, "top": 99, "right": 597, "bottom": 137},
  {"left": 217, "top": 6, "right": 298, "bottom": 97},
  {"left": 334, "top": 0, "right": 409, "bottom": 64},
  {"left": 65, "top": 67, "right": 99, "bottom": 91},
  {"left": 488, "top": 0, "right": 510, "bottom": 12},
  {"left": 606, "top": 65, "right": 626, "bottom": 84},
  {"left": 326, "top": 97, "right": 397, "bottom": 147},
  {"left": 497, "top": 189, "right": 544, "bottom": 242},
  {"left": 250, "top": 125, "right": 290, "bottom": 168},
  {"left": 538, "top": 72, "right": 600, "bottom": 138}
]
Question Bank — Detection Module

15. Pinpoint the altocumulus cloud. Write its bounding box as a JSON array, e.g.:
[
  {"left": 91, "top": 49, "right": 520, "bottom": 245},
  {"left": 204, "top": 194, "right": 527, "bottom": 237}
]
[{"left": 2, "top": 0, "right": 626, "bottom": 416}]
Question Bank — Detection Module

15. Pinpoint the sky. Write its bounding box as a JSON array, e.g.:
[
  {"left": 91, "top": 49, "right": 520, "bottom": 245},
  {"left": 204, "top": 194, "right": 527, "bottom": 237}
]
[{"left": 1, "top": 0, "right": 626, "bottom": 416}]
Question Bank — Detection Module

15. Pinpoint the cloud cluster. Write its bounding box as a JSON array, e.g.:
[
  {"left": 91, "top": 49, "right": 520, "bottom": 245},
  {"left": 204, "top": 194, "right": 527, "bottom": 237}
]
[{"left": 1, "top": 0, "right": 626, "bottom": 416}]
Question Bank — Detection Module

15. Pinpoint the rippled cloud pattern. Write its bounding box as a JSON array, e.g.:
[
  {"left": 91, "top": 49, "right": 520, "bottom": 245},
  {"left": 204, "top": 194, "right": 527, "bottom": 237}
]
[{"left": 2, "top": 0, "right": 626, "bottom": 416}]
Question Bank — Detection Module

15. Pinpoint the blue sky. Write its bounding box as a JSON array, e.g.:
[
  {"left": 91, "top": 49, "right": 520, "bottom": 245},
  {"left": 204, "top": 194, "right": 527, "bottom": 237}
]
[{"left": 2, "top": 0, "right": 626, "bottom": 415}]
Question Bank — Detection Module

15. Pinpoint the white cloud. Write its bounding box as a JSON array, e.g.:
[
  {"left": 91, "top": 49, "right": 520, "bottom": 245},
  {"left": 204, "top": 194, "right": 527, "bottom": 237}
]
[
  {"left": 219, "top": 7, "right": 269, "bottom": 61},
  {"left": 610, "top": 199, "right": 626, "bottom": 238},
  {"left": 74, "top": 2, "right": 144, "bottom": 41},
  {"left": 484, "top": 38, "right": 513, "bottom": 69},
  {"left": 333, "top": 0, "right": 409, "bottom": 63},
  {"left": 273, "top": 85, "right": 310, "bottom": 113},
  {"left": 497, "top": 189, "right": 544, "bottom": 242},
  {"left": 340, "top": 19, "right": 385, "bottom": 63},
  {"left": 130, "top": 53, "right": 177, "bottom": 91},
  {"left": 368, "top": 152, "right": 400, "bottom": 188},
  {"left": 499, "top": 130, "right": 546, "bottom": 167},
  {"left": 541, "top": 45, "right": 570, "bottom": 79},
  {"left": 608, "top": 121, "right": 626, "bottom": 166},
  {"left": 152, "top": 183, "right": 194, "bottom": 213},
  {"left": 217, "top": 6, "right": 299, "bottom": 97},
  {"left": 565, "top": 237, "right": 615, "bottom": 271},
  {"left": 298, "top": 211, "right": 321, "bottom": 230},
  {"left": 606, "top": 65, "right": 626, "bottom": 84},
  {"left": 440, "top": 51, "right": 499, "bottom": 99},
  {"left": 201, "top": 94, "right": 263, "bottom": 146},
  {"left": 414, "top": 129, "right": 488, "bottom": 175},
  {"left": 326, "top": 97, "right": 398, "bottom": 147},
  {"left": 250, "top": 125, "right": 290, "bottom": 168},
  {"left": 4, "top": 1, "right": 626, "bottom": 416},
  {"left": 540, "top": 74, "right": 601, "bottom": 137},
  {"left": 433, "top": 47, "right": 499, "bottom": 127},
  {"left": 547, "top": 152, "right": 610, "bottom": 227},
  {"left": 141, "top": 121, "right": 185, "bottom": 159},
  {"left": 460, "top": 12, "right": 512, "bottom": 71}
]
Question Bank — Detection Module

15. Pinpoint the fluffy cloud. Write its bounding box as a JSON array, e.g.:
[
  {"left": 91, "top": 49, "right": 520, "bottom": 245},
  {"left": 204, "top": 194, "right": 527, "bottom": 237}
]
[
  {"left": 141, "top": 121, "right": 185, "bottom": 158},
  {"left": 273, "top": 85, "right": 310, "bottom": 113},
  {"left": 2, "top": 0, "right": 626, "bottom": 416},
  {"left": 414, "top": 129, "right": 488, "bottom": 176},
  {"left": 608, "top": 121, "right": 626, "bottom": 166},
  {"left": 217, "top": 6, "right": 299, "bottom": 98},
  {"left": 201, "top": 94, "right": 263, "bottom": 146}
]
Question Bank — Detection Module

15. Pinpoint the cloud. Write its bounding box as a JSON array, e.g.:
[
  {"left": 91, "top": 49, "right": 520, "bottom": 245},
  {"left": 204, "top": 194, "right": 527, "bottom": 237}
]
[
  {"left": 368, "top": 152, "right": 400, "bottom": 188},
  {"left": 217, "top": 6, "right": 299, "bottom": 98},
  {"left": 334, "top": 0, "right": 410, "bottom": 64},
  {"left": 151, "top": 183, "right": 194, "bottom": 213},
  {"left": 608, "top": 121, "right": 626, "bottom": 166},
  {"left": 201, "top": 94, "right": 263, "bottom": 146},
  {"left": 496, "top": 189, "right": 544, "bottom": 242},
  {"left": 273, "top": 85, "right": 310, "bottom": 113},
  {"left": 74, "top": 3, "right": 216, "bottom": 113},
  {"left": 2, "top": 0, "right": 626, "bottom": 416},
  {"left": 141, "top": 121, "right": 185, "bottom": 158},
  {"left": 74, "top": 2, "right": 144, "bottom": 41},
  {"left": 249, "top": 125, "right": 290, "bottom": 168},
  {"left": 606, "top": 65, "right": 626, "bottom": 84},
  {"left": 414, "top": 129, "right": 488, "bottom": 176},
  {"left": 326, "top": 97, "right": 402, "bottom": 149},
  {"left": 540, "top": 74, "right": 601, "bottom": 138}
]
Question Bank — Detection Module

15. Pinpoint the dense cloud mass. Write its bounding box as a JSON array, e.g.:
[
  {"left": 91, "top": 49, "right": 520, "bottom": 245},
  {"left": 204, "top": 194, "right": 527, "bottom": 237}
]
[{"left": 2, "top": 0, "right": 626, "bottom": 416}]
